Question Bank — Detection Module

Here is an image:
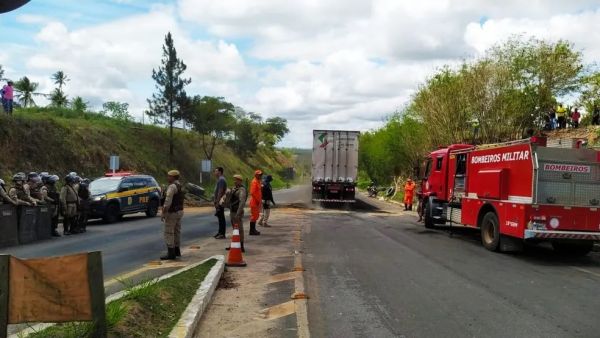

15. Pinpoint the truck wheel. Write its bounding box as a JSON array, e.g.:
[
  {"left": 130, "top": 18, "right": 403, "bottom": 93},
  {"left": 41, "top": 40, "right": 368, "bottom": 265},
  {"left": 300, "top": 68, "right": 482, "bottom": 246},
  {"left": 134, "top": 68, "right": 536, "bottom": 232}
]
[
  {"left": 103, "top": 203, "right": 120, "bottom": 224},
  {"left": 552, "top": 241, "right": 593, "bottom": 257},
  {"left": 424, "top": 202, "right": 435, "bottom": 229},
  {"left": 480, "top": 212, "right": 500, "bottom": 251},
  {"left": 146, "top": 199, "right": 159, "bottom": 217}
]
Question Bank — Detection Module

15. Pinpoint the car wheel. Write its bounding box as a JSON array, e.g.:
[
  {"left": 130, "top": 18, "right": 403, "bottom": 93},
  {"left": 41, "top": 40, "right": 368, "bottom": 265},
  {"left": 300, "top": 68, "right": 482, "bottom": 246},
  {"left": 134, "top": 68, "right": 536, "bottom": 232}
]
[
  {"left": 103, "top": 203, "right": 120, "bottom": 224},
  {"left": 480, "top": 211, "right": 500, "bottom": 251},
  {"left": 146, "top": 199, "right": 159, "bottom": 217}
]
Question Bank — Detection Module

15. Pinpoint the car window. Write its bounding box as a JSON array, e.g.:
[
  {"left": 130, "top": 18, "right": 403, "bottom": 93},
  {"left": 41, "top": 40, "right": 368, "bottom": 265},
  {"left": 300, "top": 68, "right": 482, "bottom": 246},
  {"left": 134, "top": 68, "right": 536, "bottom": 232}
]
[
  {"left": 119, "top": 179, "right": 134, "bottom": 191},
  {"left": 424, "top": 158, "right": 432, "bottom": 179},
  {"left": 90, "top": 178, "right": 121, "bottom": 195},
  {"left": 148, "top": 178, "right": 159, "bottom": 187},
  {"left": 132, "top": 178, "right": 146, "bottom": 189}
]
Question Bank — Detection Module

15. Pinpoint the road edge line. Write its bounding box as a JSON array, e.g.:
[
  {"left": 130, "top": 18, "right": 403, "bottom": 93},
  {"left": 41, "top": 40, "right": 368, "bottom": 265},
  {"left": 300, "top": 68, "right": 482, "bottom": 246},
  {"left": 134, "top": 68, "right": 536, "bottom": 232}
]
[{"left": 294, "top": 237, "right": 311, "bottom": 338}]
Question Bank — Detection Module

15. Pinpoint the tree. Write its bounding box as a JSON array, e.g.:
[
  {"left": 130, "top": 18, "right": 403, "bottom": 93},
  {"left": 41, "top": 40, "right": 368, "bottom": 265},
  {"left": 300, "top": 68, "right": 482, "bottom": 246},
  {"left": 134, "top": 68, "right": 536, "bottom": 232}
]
[
  {"left": 147, "top": 32, "right": 191, "bottom": 159},
  {"left": 70, "top": 96, "right": 89, "bottom": 113},
  {"left": 14, "top": 76, "right": 40, "bottom": 107},
  {"left": 185, "top": 96, "right": 235, "bottom": 160},
  {"left": 102, "top": 101, "right": 132, "bottom": 121},
  {"left": 52, "top": 70, "right": 69, "bottom": 90},
  {"left": 262, "top": 117, "right": 289, "bottom": 147},
  {"left": 49, "top": 88, "right": 68, "bottom": 107}
]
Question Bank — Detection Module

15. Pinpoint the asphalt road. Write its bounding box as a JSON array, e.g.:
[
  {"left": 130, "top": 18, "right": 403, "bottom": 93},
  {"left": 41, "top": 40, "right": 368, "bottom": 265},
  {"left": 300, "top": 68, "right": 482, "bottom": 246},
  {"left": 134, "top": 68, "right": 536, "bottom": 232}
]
[
  {"left": 0, "top": 187, "right": 309, "bottom": 279},
  {"left": 304, "top": 196, "right": 600, "bottom": 338}
]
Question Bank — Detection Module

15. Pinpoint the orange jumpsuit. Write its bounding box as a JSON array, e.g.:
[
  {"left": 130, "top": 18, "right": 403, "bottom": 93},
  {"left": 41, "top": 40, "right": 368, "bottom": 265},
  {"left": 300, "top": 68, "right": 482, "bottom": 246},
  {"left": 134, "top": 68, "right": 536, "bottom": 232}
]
[
  {"left": 250, "top": 177, "right": 262, "bottom": 222},
  {"left": 404, "top": 181, "right": 416, "bottom": 206}
]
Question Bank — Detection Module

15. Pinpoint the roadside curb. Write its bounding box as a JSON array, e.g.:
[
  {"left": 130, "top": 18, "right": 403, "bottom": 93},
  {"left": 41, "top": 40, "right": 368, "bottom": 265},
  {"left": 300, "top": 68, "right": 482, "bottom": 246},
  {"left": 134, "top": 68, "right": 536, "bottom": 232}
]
[{"left": 168, "top": 255, "right": 225, "bottom": 338}]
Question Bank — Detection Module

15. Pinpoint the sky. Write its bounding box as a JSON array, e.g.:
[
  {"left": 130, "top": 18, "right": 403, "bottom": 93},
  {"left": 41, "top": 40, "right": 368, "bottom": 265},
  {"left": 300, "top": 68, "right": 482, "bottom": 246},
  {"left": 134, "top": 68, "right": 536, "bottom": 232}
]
[{"left": 1, "top": 0, "right": 600, "bottom": 147}]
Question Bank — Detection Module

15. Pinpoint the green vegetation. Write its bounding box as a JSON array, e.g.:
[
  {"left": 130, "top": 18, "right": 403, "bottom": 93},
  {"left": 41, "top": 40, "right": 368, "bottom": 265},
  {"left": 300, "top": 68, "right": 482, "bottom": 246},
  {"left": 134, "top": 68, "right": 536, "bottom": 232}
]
[
  {"left": 1, "top": 107, "right": 294, "bottom": 188},
  {"left": 361, "top": 37, "right": 600, "bottom": 186},
  {"left": 28, "top": 259, "right": 217, "bottom": 338}
]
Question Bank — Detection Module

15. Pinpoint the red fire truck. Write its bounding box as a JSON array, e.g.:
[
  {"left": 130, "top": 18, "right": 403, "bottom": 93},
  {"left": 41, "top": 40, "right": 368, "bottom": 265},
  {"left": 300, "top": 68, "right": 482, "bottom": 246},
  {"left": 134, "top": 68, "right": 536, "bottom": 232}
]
[{"left": 420, "top": 138, "right": 600, "bottom": 255}]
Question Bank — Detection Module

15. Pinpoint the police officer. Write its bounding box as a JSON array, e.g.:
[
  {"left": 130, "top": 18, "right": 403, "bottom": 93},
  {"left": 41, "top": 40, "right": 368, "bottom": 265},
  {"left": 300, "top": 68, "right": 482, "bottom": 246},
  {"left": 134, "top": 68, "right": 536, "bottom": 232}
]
[
  {"left": 160, "top": 170, "right": 184, "bottom": 260},
  {"left": 27, "top": 172, "right": 46, "bottom": 205},
  {"left": 9, "top": 172, "right": 36, "bottom": 206},
  {"left": 77, "top": 178, "right": 91, "bottom": 233},
  {"left": 44, "top": 175, "right": 61, "bottom": 237},
  {"left": 229, "top": 174, "right": 247, "bottom": 252},
  {"left": 0, "top": 179, "right": 17, "bottom": 205},
  {"left": 60, "top": 174, "right": 79, "bottom": 236}
]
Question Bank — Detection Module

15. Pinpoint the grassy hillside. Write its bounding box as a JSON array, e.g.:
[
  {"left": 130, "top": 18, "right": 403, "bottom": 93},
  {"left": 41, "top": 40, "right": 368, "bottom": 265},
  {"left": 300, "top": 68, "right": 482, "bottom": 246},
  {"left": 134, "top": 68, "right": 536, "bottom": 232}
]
[{"left": 0, "top": 108, "right": 294, "bottom": 189}]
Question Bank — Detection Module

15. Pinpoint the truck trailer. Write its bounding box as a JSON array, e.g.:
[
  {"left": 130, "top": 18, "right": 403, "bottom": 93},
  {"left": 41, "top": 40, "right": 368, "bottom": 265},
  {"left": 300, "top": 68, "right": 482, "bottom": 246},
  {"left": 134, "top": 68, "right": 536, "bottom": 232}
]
[
  {"left": 420, "top": 138, "right": 600, "bottom": 255},
  {"left": 311, "top": 130, "right": 360, "bottom": 204}
]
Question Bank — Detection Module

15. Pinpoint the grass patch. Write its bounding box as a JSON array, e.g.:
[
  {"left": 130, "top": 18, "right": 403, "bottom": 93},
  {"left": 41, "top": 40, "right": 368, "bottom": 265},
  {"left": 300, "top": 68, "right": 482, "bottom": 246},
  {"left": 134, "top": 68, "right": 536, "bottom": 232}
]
[{"left": 27, "top": 259, "right": 217, "bottom": 338}]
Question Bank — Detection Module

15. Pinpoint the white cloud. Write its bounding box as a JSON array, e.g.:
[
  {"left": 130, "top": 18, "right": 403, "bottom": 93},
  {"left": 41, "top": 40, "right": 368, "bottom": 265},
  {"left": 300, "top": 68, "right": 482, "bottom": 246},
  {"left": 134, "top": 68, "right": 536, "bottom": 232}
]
[{"left": 4, "top": 0, "right": 600, "bottom": 146}]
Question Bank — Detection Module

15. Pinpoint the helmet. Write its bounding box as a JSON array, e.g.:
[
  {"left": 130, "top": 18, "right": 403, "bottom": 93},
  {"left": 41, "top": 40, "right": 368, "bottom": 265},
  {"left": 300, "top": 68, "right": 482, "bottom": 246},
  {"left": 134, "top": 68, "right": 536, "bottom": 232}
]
[
  {"left": 64, "top": 175, "right": 74, "bottom": 184},
  {"left": 74, "top": 176, "right": 81, "bottom": 184},
  {"left": 69, "top": 172, "right": 78, "bottom": 177},
  {"left": 47, "top": 175, "right": 59, "bottom": 184},
  {"left": 0, "top": 179, "right": 5, "bottom": 186},
  {"left": 40, "top": 172, "right": 50, "bottom": 183},
  {"left": 12, "top": 172, "right": 26, "bottom": 182},
  {"left": 82, "top": 178, "right": 91, "bottom": 185},
  {"left": 28, "top": 172, "right": 41, "bottom": 183}
]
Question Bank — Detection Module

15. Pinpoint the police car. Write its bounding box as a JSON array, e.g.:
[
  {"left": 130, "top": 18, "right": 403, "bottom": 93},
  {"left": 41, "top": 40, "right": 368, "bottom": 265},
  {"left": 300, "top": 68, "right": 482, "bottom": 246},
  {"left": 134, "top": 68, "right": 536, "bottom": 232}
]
[{"left": 89, "top": 172, "right": 161, "bottom": 223}]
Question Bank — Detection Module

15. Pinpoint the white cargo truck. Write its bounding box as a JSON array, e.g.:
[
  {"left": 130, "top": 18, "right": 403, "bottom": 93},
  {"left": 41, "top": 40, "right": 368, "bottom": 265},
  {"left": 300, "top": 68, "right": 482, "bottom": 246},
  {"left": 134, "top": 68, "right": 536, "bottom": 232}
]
[{"left": 311, "top": 130, "right": 360, "bottom": 203}]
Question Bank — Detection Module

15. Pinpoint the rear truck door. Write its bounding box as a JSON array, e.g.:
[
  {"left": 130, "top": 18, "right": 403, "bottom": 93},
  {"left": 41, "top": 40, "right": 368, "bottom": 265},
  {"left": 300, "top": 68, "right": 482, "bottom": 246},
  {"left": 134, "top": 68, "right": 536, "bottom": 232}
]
[{"left": 534, "top": 147, "right": 600, "bottom": 231}]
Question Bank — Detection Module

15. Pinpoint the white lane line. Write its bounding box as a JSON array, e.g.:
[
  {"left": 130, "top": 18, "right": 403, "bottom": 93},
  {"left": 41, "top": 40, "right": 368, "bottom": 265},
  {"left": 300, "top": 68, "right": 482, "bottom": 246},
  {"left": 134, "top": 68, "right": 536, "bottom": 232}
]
[{"left": 572, "top": 266, "right": 600, "bottom": 278}]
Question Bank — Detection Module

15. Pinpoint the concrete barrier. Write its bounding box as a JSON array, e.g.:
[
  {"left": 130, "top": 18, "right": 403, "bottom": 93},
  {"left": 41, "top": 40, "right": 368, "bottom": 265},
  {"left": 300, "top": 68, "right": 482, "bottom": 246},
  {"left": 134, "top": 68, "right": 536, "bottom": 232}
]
[
  {"left": 18, "top": 206, "right": 38, "bottom": 244},
  {"left": 0, "top": 204, "right": 18, "bottom": 248},
  {"left": 36, "top": 205, "right": 53, "bottom": 240}
]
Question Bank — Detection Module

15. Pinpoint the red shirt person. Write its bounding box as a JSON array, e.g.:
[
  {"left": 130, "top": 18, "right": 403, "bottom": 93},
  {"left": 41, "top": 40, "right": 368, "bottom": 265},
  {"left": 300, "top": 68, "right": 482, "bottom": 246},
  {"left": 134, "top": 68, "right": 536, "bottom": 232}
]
[{"left": 404, "top": 178, "right": 416, "bottom": 211}]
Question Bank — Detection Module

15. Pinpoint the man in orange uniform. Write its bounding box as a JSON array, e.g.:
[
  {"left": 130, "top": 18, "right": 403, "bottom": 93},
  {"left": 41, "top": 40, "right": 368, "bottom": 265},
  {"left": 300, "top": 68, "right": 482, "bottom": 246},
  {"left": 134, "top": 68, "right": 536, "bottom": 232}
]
[
  {"left": 404, "top": 178, "right": 416, "bottom": 211},
  {"left": 249, "top": 169, "right": 263, "bottom": 236}
]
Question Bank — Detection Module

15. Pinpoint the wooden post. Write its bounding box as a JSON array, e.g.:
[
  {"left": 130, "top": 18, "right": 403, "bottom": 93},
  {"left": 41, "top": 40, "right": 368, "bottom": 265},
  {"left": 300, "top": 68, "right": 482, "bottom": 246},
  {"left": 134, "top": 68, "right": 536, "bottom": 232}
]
[
  {"left": 0, "top": 255, "right": 9, "bottom": 338},
  {"left": 87, "top": 252, "right": 106, "bottom": 338}
]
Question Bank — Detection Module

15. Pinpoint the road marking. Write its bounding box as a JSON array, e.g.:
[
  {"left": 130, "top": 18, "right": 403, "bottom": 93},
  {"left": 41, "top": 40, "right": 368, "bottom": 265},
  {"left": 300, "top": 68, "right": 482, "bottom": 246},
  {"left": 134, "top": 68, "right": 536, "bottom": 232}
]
[
  {"left": 572, "top": 266, "right": 600, "bottom": 278},
  {"left": 260, "top": 300, "right": 296, "bottom": 320},
  {"left": 293, "top": 223, "right": 311, "bottom": 338},
  {"left": 268, "top": 271, "right": 301, "bottom": 284}
]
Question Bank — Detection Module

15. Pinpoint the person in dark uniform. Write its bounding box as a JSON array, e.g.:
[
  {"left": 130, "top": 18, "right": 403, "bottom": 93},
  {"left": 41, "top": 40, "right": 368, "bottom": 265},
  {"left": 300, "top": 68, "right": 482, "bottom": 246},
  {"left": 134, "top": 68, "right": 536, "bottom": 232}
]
[
  {"left": 258, "top": 175, "right": 275, "bottom": 227},
  {"left": 44, "top": 175, "right": 61, "bottom": 237},
  {"left": 0, "top": 179, "right": 17, "bottom": 205},
  {"left": 60, "top": 175, "right": 79, "bottom": 236},
  {"left": 77, "top": 178, "right": 91, "bottom": 233},
  {"left": 160, "top": 170, "right": 185, "bottom": 260}
]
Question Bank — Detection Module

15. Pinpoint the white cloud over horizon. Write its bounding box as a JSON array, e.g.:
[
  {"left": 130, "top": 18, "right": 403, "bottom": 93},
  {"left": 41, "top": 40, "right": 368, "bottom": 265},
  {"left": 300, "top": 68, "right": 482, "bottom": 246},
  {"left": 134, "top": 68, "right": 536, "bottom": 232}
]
[{"left": 2, "top": 1, "right": 600, "bottom": 147}]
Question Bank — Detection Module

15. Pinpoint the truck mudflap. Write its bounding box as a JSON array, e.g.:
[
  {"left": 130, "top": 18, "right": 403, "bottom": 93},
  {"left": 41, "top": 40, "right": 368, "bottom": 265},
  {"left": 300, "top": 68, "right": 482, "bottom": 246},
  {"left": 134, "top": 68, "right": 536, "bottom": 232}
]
[
  {"left": 525, "top": 229, "right": 600, "bottom": 240},
  {"left": 312, "top": 199, "right": 356, "bottom": 203}
]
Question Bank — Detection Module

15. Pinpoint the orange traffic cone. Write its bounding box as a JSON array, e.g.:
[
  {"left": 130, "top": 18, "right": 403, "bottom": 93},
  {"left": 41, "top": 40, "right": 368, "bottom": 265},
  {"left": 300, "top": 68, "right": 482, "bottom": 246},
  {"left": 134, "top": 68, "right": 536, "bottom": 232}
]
[{"left": 226, "top": 223, "right": 247, "bottom": 267}]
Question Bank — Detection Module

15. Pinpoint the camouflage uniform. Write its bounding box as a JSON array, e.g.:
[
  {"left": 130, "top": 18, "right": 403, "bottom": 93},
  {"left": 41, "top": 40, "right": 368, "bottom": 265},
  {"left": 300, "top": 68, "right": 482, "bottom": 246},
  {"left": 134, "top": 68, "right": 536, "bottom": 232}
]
[
  {"left": 9, "top": 184, "right": 35, "bottom": 206},
  {"left": 60, "top": 181, "right": 79, "bottom": 235},
  {"left": 0, "top": 183, "right": 17, "bottom": 205},
  {"left": 230, "top": 183, "right": 247, "bottom": 243}
]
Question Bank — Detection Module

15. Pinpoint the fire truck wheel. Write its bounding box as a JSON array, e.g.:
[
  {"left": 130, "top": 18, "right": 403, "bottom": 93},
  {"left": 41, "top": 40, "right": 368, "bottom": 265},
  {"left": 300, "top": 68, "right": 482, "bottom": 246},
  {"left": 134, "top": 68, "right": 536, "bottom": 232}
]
[
  {"left": 480, "top": 212, "right": 500, "bottom": 251},
  {"left": 424, "top": 202, "right": 435, "bottom": 229},
  {"left": 551, "top": 241, "right": 593, "bottom": 257}
]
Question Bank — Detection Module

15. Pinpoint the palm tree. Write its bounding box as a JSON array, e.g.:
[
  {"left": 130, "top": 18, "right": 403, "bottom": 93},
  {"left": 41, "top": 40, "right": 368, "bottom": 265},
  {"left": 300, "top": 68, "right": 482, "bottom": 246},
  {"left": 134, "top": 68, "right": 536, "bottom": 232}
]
[
  {"left": 52, "top": 70, "right": 69, "bottom": 90},
  {"left": 14, "top": 76, "right": 40, "bottom": 108},
  {"left": 49, "top": 88, "right": 68, "bottom": 107}
]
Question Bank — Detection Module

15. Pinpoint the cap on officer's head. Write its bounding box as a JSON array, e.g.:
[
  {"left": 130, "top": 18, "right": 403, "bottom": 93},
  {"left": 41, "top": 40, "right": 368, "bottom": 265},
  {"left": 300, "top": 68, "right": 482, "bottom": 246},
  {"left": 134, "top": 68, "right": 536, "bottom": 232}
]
[
  {"left": 168, "top": 170, "right": 180, "bottom": 177},
  {"left": 233, "top": 174, "right": 243, "bottom": 180},
  {"left": 254, "top": 169, "right": 263, "bottom": 176}
]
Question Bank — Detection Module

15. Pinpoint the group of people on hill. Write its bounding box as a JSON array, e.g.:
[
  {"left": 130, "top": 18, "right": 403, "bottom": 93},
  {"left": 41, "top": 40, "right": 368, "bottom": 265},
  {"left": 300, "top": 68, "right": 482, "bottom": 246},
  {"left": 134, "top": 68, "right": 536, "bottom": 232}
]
[
  {"left": 544, "top": 104, "right": 600, "bottom": 130},
  {"left": 0, "top": 171, "right": 91, "bottom": 236},
  {"left": 1, "top": 80, "right": 14, "bottom": 114}
]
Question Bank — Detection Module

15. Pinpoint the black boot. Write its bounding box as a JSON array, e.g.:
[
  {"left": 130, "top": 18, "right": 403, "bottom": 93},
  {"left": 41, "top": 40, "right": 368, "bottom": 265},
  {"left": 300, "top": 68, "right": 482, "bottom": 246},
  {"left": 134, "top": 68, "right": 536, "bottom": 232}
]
[
  {"left": 160, "top": 248, "right": 176, "bottom": 260},
  {"left": 409, "top": 205, "right": 413, "bottom": 211},
  {"left": 175, "top": 247, "right": 181, "bottom": 257},
  {"left": 249, "top": 222, "right": 261, "bottom": 235},
  {"left": 241, "top": 242, "right": 245, "bottom": 253}
]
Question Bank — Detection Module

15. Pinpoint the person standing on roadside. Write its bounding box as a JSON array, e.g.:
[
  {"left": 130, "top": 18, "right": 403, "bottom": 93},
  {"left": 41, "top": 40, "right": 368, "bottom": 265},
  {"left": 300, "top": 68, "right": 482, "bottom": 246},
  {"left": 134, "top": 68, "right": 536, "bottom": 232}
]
[
  {"left": 404, "top": 178, "right": 416, "bottom": 211},
  {"left": 0, "top": 179, "right": 17, "bottom": 205},
  {"left": 571, "top": 108, "right": 581, "bottom": 128},
  {"left": 160, "top": 170, "right": 184, "bottom": 260},
  {"left": 229, "top": 174, "right": 247, "bottom": 252},
  {"left": 249, "top": 170, "right": 262, "bottom": 236},
  {"left": 44, "top": 175, "right": 61, "bottom": 237},
  {"left": 60, "top": 175, "right": 79, "bottom": 236},
  {"left": 213, "top": 167, "right": 227, "bottom": 239},
  {"left": 258, "top": 175, "right": 275, "bottom": 227}
]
